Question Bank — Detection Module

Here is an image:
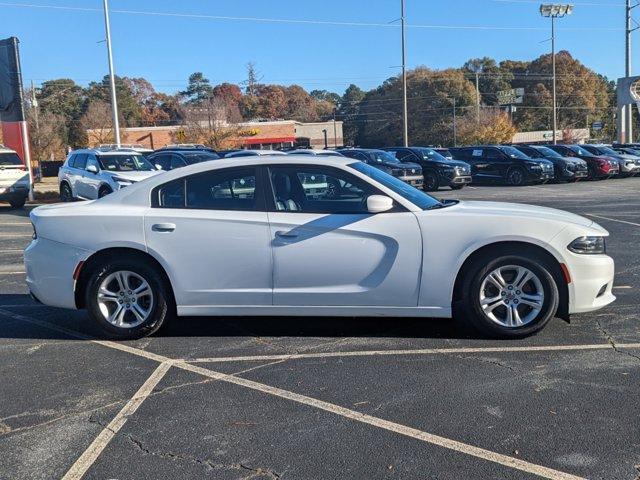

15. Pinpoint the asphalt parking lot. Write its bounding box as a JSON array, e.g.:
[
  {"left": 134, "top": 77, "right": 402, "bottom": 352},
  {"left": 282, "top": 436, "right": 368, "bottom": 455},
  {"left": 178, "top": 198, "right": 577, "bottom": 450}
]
[{"left": 0, "top": 178, "right": 639, "bottom": 480}]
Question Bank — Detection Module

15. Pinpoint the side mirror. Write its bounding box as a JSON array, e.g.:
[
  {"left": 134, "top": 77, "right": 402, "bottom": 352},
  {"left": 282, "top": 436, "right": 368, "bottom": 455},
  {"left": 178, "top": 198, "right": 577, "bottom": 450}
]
[
  {"left": 367, "top": 195, "right": 393, "bottom": 214},
  {"left": 155, "top": 164, "right": 163, "bottom": 170},
  {"left": 86, "top": 165, "right": 98, "bottom": 174}
]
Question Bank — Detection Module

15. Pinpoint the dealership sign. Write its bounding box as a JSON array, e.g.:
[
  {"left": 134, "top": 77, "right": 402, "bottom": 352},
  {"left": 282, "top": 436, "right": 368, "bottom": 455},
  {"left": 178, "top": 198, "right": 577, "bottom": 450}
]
[{"left": 497, "top": 88, "right": 524, "bottom": 106}]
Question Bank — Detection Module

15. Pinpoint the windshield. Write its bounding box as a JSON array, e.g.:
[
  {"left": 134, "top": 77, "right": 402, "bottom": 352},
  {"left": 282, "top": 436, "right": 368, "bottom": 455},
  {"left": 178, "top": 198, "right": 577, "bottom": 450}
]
[
  {"left": 498, "top": 146, "right": 531, "bottom": 159},
  {"left": 368, "top": 150, "right": 401, "bottom": 164},
  {"left": 568, "top": 145, "right": 595, "bottom": 157},
  {"left": 533, "top": 146, "right": 562, "bottom": 158},
  {"left": 99, "top": 154, "right": 156, "bottom": 172},
  {"left": 0, "top": 152, "right": 23, "bottom": 166},
  {"left": 349, "top": 161, "right": 442, "bottom": 210},
  {"left": 515, "top": 146, "right": 542, "bottom": 158},
  {"left": 416, "top": 148, "right": 448, "bottom": 162},
  {"left": 595, "top": 145, "right": 619, "bottom": 156},
  {"left": 182, "top": 152, "right": 220, "bottom": 165}
]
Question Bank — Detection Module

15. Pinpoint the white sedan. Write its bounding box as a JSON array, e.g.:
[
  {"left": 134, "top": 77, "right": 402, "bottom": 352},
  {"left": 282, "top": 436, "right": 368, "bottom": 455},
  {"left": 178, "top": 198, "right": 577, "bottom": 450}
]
[{"left": 24, "top": 155, "right": 615, "bottom": 339}]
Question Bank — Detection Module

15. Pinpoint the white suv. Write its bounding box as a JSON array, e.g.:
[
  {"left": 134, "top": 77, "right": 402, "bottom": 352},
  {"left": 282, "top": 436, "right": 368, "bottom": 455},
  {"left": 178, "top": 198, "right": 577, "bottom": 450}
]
[
  {"left": 0, "top": 144, "right": 30, "bottom": 209},
  {"left": 58, "top": 148, "right": 162, "bottom": 201}
]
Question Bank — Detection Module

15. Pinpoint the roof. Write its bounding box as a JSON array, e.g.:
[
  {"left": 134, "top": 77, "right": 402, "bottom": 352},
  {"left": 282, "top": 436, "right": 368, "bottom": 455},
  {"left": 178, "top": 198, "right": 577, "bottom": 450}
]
[
  {"left": 0, "top": 144, "right": 17, "bottom": 154},
  {"left": 70, "top": 148, "right": 146, "bottom": 156}
]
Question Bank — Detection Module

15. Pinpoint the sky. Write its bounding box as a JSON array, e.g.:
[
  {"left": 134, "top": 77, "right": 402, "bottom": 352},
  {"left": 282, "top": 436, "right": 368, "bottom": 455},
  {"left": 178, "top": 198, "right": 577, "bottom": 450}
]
[{"left": 0, "top": 0, "right": 633, "bottom": 95}]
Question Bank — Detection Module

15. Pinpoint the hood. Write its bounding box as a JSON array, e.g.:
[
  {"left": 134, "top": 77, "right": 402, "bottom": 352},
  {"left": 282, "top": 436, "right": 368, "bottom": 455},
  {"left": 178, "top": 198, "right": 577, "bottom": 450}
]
[
  {"left": 388, "top": 161, "right": 421, "bottom": 172},
  {"left": 0, "top": 166, "right": 30, "bottom": 185},
  {"left": 431, "top": 159, "right": 469, "bottom": 168},
  {"left": 446, "top": 200, "right": 596, "bottom": 229},
  {"left": 104, "top": 170, "right": 162, "bottom": 182}
]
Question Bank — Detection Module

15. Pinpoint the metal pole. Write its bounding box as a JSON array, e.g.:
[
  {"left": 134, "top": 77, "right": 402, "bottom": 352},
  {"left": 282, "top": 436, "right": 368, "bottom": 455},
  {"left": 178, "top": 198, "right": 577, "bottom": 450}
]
[
  {"left": 475, "top": 72, "right": 481, "bottom": 124},
  {"left": 103, "top": 0, "right": 121, "bottom": 147},
  {"left": 333, "top": 108, "right": 338, "bottom": 148},
  {"left": 452, "top": 97, "right": 457, "bottom": 147},
  {"left": 551, "top": 15, "right": 557, "bottom": 144},
  {"left": 401, "top": 0, "right": 409, "bottom": 147},
  {"left": 626, "top": 0, "right": 633, "bottom": 142}
]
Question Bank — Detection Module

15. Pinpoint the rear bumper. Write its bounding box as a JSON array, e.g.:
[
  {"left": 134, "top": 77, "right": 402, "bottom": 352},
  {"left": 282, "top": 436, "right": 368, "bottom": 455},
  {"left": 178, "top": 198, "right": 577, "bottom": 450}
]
[
  {"left": 24, "top": 237, "right": 92, "bottom": 310},
  {"left": 566, "top": 254, "right": 616, "bottom": 314}
]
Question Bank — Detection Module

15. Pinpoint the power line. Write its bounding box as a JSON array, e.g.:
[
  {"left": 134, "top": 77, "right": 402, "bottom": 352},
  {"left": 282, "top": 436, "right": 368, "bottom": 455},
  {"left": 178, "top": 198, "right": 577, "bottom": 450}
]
[{"left": 0, "top": 2, "right": 626, "bottom": 31}]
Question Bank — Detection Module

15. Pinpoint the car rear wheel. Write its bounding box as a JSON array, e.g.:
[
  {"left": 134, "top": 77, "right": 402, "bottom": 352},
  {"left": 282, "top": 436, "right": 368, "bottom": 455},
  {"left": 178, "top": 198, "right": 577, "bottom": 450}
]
[
  {"left": 423, "top": 171, "right": 439, "bottom": 191},
  {"left": 456, "top": 251, "right": 559, "bottom": 338},
  {"left": 85, "top": 258, "right": 173, "bottom": 339},
  {"left": 506, "top": 167, "right": 526, "bottom": 186},
  {"left": 60, "top": 183, "right": 73, "bottom": 202}
]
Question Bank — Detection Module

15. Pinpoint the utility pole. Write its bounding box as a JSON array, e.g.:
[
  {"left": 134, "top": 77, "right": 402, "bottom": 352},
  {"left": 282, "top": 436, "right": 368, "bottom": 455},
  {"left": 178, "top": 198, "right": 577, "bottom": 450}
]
[
  {"left": 452, "top": 97, "right": 457, "bottom": 147},
  {"left": 103, "top": 0, "right": 121, "bottom": 147},
  {"left": 551, "top": 15, "right": 557, "bottom": 144},
  {"left": 30, "top": 80, "right": 40, "bottom": 160},
  {"left": 333, "top": 108, "right": 338, "bottom": 148},
  {"left": 624, "top": 0, "right": 638, "bottom": 142},
  {"left": 475, "top": 72, "right": 481, "bottom": 124},
  {"left": 400, "top": 0, "right": 409, "bottom": 147}
]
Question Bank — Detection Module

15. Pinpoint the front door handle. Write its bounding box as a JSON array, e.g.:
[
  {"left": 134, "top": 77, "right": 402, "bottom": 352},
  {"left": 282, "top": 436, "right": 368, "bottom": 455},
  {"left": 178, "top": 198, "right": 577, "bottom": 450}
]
[
  {"left": 275, "top": 231, "right": 298, "bottom": 239},
  {"left": 152, "top": 223, "right": 176, "bottom": 233}
]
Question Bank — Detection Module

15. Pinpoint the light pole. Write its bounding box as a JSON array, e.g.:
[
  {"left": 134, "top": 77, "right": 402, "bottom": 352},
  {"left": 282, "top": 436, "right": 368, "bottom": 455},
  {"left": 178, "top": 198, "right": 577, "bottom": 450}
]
[
  {"left": 400, "top": 0, "right": 408, "bottom": 147},
  {"left": 540, "top": 4, "right": 573, "bottom": 145},
  {"left": 103, "top": 0, "right": 121, "bottom": 147}
]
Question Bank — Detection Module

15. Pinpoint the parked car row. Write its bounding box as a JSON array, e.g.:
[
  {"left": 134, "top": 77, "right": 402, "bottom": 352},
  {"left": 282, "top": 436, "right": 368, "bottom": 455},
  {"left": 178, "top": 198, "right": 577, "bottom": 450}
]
[{"left": 57, "top": 140, "right": 640, "bottom": 202}]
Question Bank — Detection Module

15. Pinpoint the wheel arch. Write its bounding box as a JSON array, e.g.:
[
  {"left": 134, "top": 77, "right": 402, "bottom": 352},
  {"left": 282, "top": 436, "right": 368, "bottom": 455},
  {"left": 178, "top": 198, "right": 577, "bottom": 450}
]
[
  {"left": 75, "top": 247, "right": 176, "bottom": 310},
  {"left": 451, "top": 240, "right": 569, "bottom": 321}
]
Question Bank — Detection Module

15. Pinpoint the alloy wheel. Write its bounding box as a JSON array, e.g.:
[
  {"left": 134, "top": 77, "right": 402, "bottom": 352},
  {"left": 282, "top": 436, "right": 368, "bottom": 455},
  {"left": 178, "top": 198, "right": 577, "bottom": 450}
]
[
  {"left": 97, "top": 270, "right": 154, "bottom": 328},
  {"left": 479, "top": 265, "right": 544, "bottom": 328}
]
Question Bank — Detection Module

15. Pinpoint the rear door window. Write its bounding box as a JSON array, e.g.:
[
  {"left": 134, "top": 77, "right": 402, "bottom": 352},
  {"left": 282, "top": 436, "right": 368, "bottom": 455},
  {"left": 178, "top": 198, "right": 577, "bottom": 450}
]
[{"left": 74, "top": 154, "right": 88, "bottom": 170}]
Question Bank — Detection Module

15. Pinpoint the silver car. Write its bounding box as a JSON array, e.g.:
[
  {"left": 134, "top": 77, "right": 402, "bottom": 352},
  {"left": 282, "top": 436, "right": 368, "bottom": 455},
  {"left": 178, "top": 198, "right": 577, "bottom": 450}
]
[
  {"left": 0, "top": 144, "right": 30, "bottom": 208},
  {"left": 58, "top": 147, "right": 162, "bottom": 201}
]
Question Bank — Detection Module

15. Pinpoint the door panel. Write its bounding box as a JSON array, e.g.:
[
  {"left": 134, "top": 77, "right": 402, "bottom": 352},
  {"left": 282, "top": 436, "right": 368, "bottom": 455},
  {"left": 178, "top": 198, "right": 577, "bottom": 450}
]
[
  {"left": 145, "top": 166, "right": 272, "bottom": 307},
  {"left": 266, "top": 164, "right": 422, "bottom": 307}
]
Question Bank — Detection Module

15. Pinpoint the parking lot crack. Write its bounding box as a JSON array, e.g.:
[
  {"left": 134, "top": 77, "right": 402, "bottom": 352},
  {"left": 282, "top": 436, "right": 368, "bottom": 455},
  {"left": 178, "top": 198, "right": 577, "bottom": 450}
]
[
  {"left": 454, "top": 354, "right": 515, "bottom": 371},
  {"left": 121, "top": 431, "right": 280, "bottom": 478},
  {"left": 596, "top": 319, "right": 640, "bottom": 364}
]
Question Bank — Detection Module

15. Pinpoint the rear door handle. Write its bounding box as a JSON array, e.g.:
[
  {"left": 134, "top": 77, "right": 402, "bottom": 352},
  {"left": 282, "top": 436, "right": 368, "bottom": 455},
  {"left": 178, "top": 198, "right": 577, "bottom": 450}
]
[
  {"left": 275, "top": 231, "right": 298, "bottom": 239},
  {"left": 152, "top": 223, "right": 176, "bottom": 233}
]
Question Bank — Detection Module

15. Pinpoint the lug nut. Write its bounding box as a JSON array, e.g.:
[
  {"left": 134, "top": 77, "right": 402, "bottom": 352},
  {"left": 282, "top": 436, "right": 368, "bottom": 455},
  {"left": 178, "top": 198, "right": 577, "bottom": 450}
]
[{"left": 516, "top": 290, "right": 521, "bottom": 295}]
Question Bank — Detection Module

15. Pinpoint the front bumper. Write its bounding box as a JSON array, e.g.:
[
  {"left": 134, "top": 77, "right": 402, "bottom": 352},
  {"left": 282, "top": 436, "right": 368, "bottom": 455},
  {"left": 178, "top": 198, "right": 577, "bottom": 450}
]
[
  {"left": 24, "top": 237, "right": 93, "bottom": 310},
  {"left": 399, "top": 175, "right": 423, "bottom": 187},
  {"left": 620, "top": 163, "right": 640, "bottom": 174},
  {"left": 0, "top": 186, "right": 29, "bottom": 202},
  {"left": 527, "top": 171, "right": 555, "bottom": 182},
  {"left": 449, "top": 175, "right": 472, "bottom": 185},
  {"left": 566, "top": 253, "right": 616, "bottom": 314}
]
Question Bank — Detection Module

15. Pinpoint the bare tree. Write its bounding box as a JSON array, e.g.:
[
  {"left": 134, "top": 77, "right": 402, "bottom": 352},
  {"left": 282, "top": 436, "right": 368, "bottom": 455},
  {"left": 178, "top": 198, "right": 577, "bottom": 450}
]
[
  {"left": 27, "top": 109, "right": 66, "bottom": 161},
  {"left": 175, "top": 95, "right": 245, "bottom": 149},
  {"left": 81, "top": 100, "right": 121, "bottom": 145}
]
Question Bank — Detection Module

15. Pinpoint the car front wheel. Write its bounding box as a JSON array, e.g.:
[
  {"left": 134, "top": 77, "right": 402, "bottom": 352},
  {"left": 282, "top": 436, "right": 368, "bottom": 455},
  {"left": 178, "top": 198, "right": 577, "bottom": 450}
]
[
  {"left": 457, "top": 252, "right": 559, "bottom": 338},
  {"left": 506, "top": 168, "right": 526, "bottom": 186},
  {"left": 85, "top": 258, "right": 173, "bottom": 339},
  {"left": 60, "top": 183, "right": 73, "bottom": 202}
]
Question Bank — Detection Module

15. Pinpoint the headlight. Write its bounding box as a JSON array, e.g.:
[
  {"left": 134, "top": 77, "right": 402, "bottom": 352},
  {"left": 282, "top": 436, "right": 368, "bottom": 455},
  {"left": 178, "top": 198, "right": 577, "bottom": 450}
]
[
  {"left": 568, "top": 236, "right": 606, "bottom": 255},
  {"left": 112, "top": 176, "right": 134, "bottom": 187}
]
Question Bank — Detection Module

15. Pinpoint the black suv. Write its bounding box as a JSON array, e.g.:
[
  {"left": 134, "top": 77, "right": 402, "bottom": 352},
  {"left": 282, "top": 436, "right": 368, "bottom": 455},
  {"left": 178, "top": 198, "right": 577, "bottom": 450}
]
[
  {"left": 338, "top": 148, "right": 423, "bottom": 188},
  {"left": 449, "top": 145, "right": 555, "bottom": 186},
  {"left": 148, "top": 146, "right": 220, "bottom": 171},
  {"left": 513, "top": 144, "right": 589, "bottom": 182},
  {"left": 383, "top": 146, "right": 472, "bottom": 191}
]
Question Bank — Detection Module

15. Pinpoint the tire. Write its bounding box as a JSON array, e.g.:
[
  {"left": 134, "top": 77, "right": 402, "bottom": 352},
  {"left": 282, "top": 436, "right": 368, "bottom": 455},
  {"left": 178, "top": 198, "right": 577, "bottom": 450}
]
[
  {"left": 450, "top": 184, "right": 464, "bottom": 190},
  {"left": 85, "top": 257, "right": 174, "bottom": 339},
  {"left": 60, "top": 183, "right": 73, "bottom": 202},
  {"left": 423, "top": 171, "right": 439, "bottom": 191},
  {"left": 9, "top": 197, "right": 26, "bottom": 209},
  {"left": 455, "top": 250, "right": 559, "bottom": 338},
  {"left": 98, "top": 186, "right": 113, "bottom": 198},
  {"left": 506, "top": 167, "right": 526, "bottom": 186}
]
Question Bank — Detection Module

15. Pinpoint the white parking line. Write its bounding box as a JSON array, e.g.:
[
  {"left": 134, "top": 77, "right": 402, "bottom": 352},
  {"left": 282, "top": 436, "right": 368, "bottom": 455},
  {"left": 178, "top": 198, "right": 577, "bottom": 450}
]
[
  {"left": 0, "top": 250, "right": 24, "bottom": 253},
  {"left": 187, "top": 342, "right": 640, "bottom": 364},
  {"left": 179, "top": 362, "right": 585, "bottom": 480},
  {"left": 61, "top": 361, "right": 172, "bottom": 480},
  {"left": 0, "top": 233, "right": 31, "bottom": 237},
  {"left": 587, "top": 213, "right": 640, "bottom": 227},
  {"left": 0, "top": 271, "right": 26, "bottom": 275},
  {"left": 0, "top": 310, "right": 619, "bottom": 480}
]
